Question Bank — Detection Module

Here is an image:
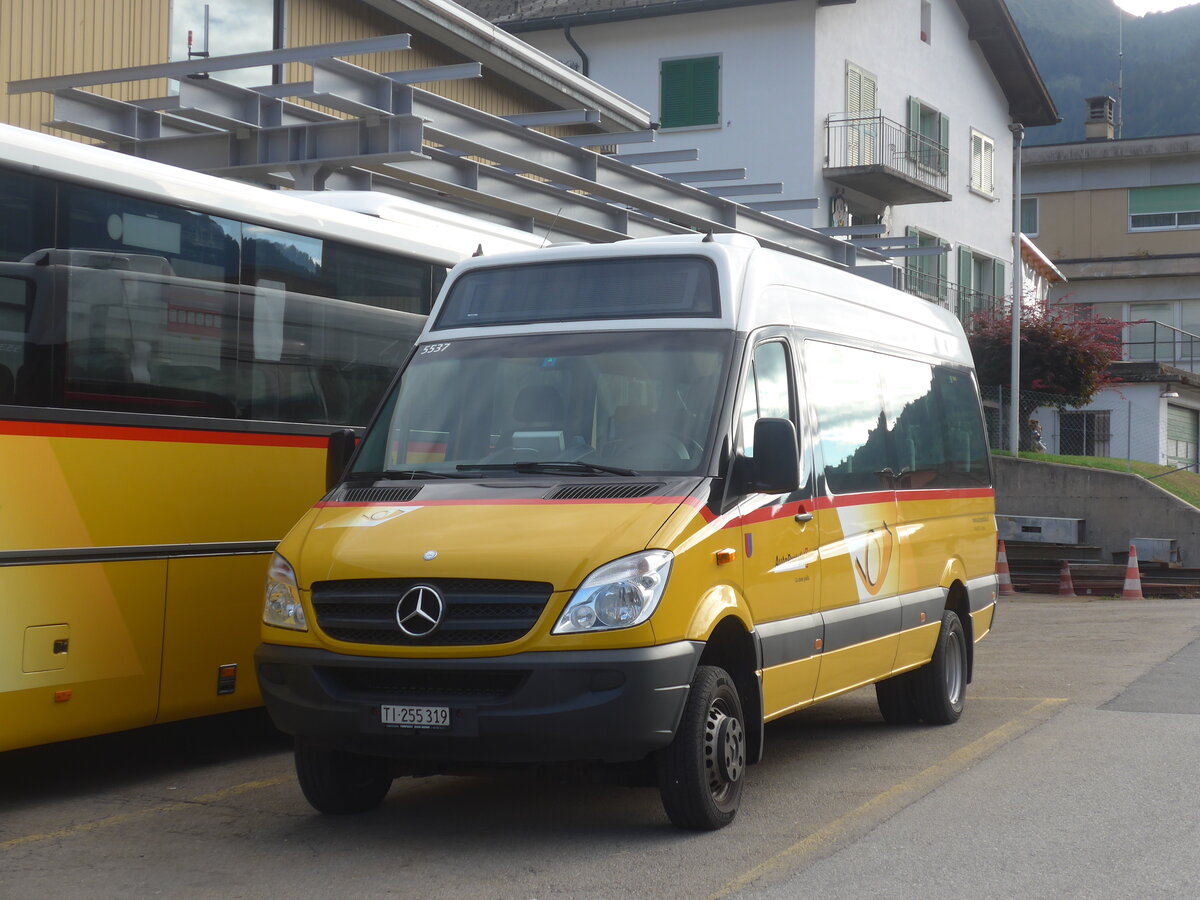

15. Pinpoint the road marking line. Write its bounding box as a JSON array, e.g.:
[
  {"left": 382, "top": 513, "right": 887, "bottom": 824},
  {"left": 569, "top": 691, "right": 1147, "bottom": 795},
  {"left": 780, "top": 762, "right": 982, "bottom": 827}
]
[
  {"left": 0, "top": 777, "right": 288, "bottom": 851},
  {"left": 708, "top": 697, "right": 1070, "bottom": 900}
]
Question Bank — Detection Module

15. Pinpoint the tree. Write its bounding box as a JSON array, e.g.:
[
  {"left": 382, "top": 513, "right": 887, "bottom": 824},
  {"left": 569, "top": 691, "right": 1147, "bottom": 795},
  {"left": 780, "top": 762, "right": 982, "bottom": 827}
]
[{"left": 968, "top": 301, "right": 1124, "bottom": 451}]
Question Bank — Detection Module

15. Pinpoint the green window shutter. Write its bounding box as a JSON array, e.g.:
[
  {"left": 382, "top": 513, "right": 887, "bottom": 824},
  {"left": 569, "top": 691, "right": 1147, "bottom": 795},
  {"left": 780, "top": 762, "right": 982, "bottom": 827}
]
[
  {"left": 958, "top": 247, "right": 973, "bottom": 289},
  {"left": 938, "top": 113, "right": 950, "bottom": 174},
  {"left": 993, "top": 260, "right": 1007, "bottom": 301},
  {"left": 661, "top": 57, "right": 719, "bottom": 129}
]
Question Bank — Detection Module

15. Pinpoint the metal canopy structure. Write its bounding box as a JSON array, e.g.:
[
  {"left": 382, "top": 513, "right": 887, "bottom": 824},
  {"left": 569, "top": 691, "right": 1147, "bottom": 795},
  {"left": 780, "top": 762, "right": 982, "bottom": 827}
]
[{"left": 8, "top": 35, "right": 898, "bottom": 274}]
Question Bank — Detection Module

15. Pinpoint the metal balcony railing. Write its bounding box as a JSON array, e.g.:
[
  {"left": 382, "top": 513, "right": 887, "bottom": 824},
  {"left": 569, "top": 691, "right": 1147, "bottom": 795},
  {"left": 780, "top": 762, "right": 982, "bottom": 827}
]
[
  {"left": 825, "top": 112, "right": 950, "bottom": 202},
  {"left": 898, "top": 269, "right": 1002, "bottom": 324},
  {"left": 1123, "top": 320, "right": 1200, "bottom": 372}
]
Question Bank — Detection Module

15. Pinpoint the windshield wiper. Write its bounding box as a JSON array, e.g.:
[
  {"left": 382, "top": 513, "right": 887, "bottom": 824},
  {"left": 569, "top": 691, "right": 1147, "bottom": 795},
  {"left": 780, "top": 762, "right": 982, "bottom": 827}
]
[
  {"left": 377, "top": 469, "right": 466, "bottom": 480},
  {"left": 457, "top": 461, "right": 640, "bottom": 477}
]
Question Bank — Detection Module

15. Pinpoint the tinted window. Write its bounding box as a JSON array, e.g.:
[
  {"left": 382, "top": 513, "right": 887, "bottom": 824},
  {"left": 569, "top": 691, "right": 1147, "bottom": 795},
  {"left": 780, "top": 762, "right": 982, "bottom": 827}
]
[
  {"left": 61, "top": 183, "right": 240, "bottom": 283},
  {"left": 0, "top": 168, "right": 54, "bottom": 263},
  {"left": 807, "top": 341, "right": 889, "bottom": 494},
  {"left": 434, "top": 256, "right": 719, "bottom": 329},
  {"left": 58, "top": 265, "right": 420, "bottom": 424},
  {"left": 808, "top": 340, "right": 990, "bottom": 493}
]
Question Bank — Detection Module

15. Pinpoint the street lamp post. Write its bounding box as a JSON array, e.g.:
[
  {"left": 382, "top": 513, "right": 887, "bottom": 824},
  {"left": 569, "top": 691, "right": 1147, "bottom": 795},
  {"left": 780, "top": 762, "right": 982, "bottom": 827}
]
[{"left": 1009, "top": 122, "right": 1025, "bottom": 456}]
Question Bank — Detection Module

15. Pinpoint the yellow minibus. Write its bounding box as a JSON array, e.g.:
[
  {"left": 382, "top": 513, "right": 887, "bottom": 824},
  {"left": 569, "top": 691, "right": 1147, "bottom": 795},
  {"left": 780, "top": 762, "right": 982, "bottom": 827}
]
[{"left": 256, "top": 232, "right": 999, "bottom": 829}]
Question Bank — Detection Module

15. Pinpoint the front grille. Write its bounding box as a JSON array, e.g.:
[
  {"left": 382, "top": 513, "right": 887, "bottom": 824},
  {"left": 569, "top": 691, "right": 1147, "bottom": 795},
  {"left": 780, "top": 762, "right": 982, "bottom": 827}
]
[
  {"left": 546, "top": 483, "right": 662, "bottom": 500},
  {"left": 311, "top": 578, "right": 553, "bottom": 646},
  {"left": 316, "top": 666, "right": 527, "bottom": 703}
]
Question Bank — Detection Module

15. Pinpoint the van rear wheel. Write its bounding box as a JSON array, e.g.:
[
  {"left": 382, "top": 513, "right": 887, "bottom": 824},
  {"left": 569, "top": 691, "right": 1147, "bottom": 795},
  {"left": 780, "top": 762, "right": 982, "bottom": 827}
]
[
  {"left": 294, "top": 738, "right": 394, "bottom": 814},
  {"left": 657, "top": 665, "right": 746, "bottom": 830},
  {"left": 912, "top": 609, "right": 967, "bottom": 725},
  {"left": 875, "top": 671, "right": 920, "bottom": 724}
]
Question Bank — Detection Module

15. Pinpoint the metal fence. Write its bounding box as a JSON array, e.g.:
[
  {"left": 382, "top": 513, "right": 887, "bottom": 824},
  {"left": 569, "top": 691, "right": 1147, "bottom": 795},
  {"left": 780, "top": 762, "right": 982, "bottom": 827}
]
[
  {"left": 825, "top": 112, "right": 949, "bottom": 196},
  {"left": 1124, "top": 320, "right": 1200, "bottom": 373},
  {"left": 980, "top": 384, "right": 1179, "bottom": 472}
]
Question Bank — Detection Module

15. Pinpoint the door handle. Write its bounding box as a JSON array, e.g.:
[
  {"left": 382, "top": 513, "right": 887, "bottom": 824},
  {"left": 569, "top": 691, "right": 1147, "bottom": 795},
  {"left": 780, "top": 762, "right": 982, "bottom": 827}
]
[{"left": 794, "top": 512, "right": 814, "bottom": 524}]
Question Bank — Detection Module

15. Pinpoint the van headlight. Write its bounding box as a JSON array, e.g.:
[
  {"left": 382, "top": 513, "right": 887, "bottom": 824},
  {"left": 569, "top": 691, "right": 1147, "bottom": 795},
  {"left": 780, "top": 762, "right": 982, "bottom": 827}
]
[
  {"left": 264, "top": 553, "right": 308, "bottom": 631},
  {"left": 553, "top": 550, "right": 673, "bottom": 634}
]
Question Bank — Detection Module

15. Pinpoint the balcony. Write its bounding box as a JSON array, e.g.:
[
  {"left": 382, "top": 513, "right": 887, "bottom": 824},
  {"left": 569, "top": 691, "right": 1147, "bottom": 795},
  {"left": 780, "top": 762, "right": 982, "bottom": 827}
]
[
  {"left": 900, "top": 269, "right": 1003, "bottom": 324},
  {"left": 825, "top": 112, "right": 951, "bottom": 205}
]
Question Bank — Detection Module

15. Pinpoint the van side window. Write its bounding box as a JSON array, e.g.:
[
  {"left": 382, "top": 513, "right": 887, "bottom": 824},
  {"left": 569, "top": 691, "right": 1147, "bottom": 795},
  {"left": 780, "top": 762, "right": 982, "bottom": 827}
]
[
  {"left": 737, "top": 340, "right": 792, "bottom": 458},
  {"left": 934, "top": 367, "right": 991, "bottom": 486},
  {"left": 809, "top": 340, "right": 991, "bottom": 493},
  {"left": 807, "top": 341, "right": 889, "bottom": 493}
]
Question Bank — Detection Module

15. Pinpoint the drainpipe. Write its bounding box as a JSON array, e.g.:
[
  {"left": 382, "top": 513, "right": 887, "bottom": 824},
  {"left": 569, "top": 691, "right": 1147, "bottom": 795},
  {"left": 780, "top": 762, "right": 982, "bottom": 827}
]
[
  {"left": 1009, "top": 122, "right": 1025, "bottom": 456},
  {"left": 563, "top": 25, "right": 589, "bottom": 77}
]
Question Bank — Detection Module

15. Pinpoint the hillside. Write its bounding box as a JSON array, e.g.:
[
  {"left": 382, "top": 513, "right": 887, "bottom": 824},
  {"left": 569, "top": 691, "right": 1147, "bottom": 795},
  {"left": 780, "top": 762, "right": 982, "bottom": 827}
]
[{"left": 1008, "top": 0, "right": 1200, "bottom": 144}]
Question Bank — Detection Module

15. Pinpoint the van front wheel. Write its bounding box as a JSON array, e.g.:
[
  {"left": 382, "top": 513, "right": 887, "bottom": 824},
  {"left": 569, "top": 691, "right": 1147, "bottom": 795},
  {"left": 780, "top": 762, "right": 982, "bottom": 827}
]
[
  {"left": 294, "top": 738, "right": 394, "bottom": 814},
  {"left": 657, "top": 665, "right": 746, "bottom": 830},
  {"left": 912, "top": 609, "right": 967, "bottom": 725}
]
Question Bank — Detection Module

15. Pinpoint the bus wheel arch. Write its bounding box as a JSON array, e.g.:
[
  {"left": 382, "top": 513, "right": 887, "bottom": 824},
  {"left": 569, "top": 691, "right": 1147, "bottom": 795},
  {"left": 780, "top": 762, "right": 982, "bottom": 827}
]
[
  {"left": 696, "top": 616, "right": 762, "bottom": 766},
  {"left": 945, "top": 580, "right": 974, "bottom": 683}
]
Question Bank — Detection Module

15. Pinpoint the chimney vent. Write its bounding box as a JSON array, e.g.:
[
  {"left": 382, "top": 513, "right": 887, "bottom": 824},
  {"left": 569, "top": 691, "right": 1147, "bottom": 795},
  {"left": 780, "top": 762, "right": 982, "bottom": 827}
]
[{"left": 1085, "top": 95, "right": 1115, "bottom": 141}]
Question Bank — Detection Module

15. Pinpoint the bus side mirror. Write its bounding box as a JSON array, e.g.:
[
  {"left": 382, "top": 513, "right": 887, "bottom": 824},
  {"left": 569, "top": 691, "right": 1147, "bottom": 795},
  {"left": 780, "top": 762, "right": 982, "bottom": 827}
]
[
  {"left": 326, "top": 428, "right": 358, "bottom": 492},
  {"left": 750, "top": 418, "right": 800, "bottom": 494}
]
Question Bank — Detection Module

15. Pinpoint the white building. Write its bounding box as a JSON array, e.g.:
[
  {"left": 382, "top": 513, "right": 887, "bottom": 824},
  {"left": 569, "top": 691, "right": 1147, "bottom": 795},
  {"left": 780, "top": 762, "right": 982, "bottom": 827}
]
[
  {"left": 458, "top": 0, "right": 1058, "bottom": 320},
  {"left": 1024, "top": 105, "right": 1200, "bottom": 471}
]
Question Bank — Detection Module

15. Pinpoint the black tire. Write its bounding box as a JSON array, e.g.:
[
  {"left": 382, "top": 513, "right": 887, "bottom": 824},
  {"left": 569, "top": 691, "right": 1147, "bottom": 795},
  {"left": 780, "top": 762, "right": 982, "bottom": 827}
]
[
  {"left": 657, "top": 665, "right": 746, "bottom": 830},
  {"left": 912, "top": 609, "right": 968, "bottom": 725},
  {"left": 294, "top": 738, "right": 394, "bottom": 814},
  {"left": 875, "top": 670, "right": 920, "bottom": 724}
]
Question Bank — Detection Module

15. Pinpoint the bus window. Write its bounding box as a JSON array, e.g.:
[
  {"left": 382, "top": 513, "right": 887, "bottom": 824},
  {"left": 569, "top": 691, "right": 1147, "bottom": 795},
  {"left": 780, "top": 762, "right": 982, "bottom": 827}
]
[
  {"left": 0, "top": 275, "right": 31, "bottom": 403},
  {"left": 60, "top": 182, "right": 240, "bottom": 283},
  {"left": 0, "top": 169, "right": 54, "bottom": 262},
  {"left": 324, "top": 240, "right": 438, "bottom": 315}
]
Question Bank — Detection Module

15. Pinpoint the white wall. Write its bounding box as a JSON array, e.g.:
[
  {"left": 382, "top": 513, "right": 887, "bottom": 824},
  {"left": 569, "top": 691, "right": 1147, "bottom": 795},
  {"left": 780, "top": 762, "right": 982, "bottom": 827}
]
[
  {"left": 518, "top": 3, "right": 817, "bottom": 220},
  {"left": 516, "top": 0, "right": 1017, "bottom": 268},
  {"left": 814, "top": 0, "right": 1017, "bottom": 264}
]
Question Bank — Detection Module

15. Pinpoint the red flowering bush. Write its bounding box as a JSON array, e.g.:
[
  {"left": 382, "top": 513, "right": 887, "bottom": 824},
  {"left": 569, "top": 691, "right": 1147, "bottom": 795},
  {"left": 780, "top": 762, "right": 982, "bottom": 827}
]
[{"left": 968, "top": 301, "right": 1124, "bottom": 407}]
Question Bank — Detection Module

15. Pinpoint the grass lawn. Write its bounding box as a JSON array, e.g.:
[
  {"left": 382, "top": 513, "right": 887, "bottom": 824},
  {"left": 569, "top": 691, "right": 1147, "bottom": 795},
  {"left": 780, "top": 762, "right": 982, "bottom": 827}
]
[{"left": 995, "top": 451, "right": 1200, "bottom": 508}]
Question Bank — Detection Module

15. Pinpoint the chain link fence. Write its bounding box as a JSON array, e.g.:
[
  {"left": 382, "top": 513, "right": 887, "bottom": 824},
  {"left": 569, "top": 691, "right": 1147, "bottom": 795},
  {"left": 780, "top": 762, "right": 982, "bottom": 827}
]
[{"left": 980, "top": 384, "right": 1190, "bottom": 472}]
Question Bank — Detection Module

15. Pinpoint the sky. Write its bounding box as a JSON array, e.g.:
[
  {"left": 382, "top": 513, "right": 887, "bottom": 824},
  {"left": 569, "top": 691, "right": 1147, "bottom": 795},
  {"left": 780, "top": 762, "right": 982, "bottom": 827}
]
[{"left": 1114, "top": 0, "right": 1200, "bottom": 13}]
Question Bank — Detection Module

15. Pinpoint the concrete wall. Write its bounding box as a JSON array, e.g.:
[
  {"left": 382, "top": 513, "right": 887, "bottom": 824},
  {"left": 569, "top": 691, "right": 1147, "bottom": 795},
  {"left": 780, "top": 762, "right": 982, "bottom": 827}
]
[{"left": 994, "top": 455, "right": 1200, "bottom": 565}]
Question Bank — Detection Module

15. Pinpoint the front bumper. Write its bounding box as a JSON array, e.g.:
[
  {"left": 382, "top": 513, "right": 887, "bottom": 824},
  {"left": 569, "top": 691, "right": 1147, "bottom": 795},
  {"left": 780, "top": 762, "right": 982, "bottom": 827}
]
[{"left": 255, "top": 641, "right": 703, "bottom": 764}]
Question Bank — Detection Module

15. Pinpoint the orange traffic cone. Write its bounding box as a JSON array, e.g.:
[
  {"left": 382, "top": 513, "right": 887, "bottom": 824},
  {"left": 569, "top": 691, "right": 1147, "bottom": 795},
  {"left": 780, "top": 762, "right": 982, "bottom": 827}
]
[
  {"left": 1058, "top": 559, "right": 1076, "bottom": 597},
  {"left": 1122, "top": 544, "right": 1144, "bottom": 601},
  {"left": 996, "top": 539, "right": 1015, "bottom": 596}
]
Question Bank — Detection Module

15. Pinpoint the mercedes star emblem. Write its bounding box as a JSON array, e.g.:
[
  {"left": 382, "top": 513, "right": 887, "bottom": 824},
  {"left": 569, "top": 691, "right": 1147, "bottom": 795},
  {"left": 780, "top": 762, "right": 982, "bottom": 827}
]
[{"left": 395, "top": 585, "right": 445, "bottom": 638}]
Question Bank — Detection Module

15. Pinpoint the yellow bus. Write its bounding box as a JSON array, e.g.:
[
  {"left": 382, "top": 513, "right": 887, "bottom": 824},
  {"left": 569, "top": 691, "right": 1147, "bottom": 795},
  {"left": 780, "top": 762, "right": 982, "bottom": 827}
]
[
  {"left": 256, "top": 232, "right": 999, "bottom": 829},
  {"left": 0, "top": 123, "right": 539, "bottom": 752}
]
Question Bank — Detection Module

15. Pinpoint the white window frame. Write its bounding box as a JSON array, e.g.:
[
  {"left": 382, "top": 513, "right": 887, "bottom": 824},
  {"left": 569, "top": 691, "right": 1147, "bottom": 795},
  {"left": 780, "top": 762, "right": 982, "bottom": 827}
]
[
  {"left": 969, "top": 129, "right": 996, "bottom": 197},
  {"left": 1021, "top": 197, "right": 1040, "bottom": 237}
]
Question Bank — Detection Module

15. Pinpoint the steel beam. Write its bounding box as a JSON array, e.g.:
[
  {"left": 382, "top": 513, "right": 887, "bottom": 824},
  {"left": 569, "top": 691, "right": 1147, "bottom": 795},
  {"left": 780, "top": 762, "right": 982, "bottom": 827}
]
[
  {"left": 8, "top": 35, "right": 413, "bottom": 94},
  {"left": 746, "top": 198, "right": 820, "bottom": 211},
  {"left": 504, "top": 109, "right": 600, "bottom": 128},
  {"left": 703, "top": 183, "right": 784, "bottom": 197},
  {"left": 611, "top": 149, "right": 699, "bottom": 165},
  {"left": 662, "top": 168, "right": 746, "bottom": 183}
]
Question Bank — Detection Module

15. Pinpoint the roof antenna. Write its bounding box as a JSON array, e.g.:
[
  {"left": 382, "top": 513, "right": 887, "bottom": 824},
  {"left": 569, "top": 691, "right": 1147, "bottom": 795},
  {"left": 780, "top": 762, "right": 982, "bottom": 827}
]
[
  {"left": 540, "top": 208, "right": 563, "bottom": 248},
  {"left": 702, "top": 231, "right": 715, "bottom": 242},
  {"left": 472, "top": 244, "right": 484, "bottom": 257}
]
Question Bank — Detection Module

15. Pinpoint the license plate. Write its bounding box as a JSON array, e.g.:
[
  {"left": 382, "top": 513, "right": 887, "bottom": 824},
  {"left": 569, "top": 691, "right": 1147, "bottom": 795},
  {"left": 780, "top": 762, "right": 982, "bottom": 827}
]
[{"left": 381, "top": 704, "right": 450, "bottom": 729}]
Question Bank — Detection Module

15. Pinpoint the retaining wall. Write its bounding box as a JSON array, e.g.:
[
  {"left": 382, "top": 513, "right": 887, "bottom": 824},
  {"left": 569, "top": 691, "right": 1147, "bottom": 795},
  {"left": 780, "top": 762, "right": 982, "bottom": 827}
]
[{"left": 993, "top": 456, "right": 1200, "bottom": 566}]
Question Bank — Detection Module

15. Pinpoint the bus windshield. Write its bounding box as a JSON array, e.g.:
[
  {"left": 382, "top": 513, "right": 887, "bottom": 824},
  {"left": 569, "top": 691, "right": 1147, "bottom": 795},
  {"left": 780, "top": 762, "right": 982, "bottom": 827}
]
[{"left": 355, "top": 330, "right": 734, "bottom": 476}]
